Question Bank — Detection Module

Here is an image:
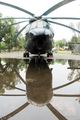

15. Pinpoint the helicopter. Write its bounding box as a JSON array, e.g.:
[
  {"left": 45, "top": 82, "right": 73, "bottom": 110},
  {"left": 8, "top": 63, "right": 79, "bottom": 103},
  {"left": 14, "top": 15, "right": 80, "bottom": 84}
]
[{"left": 0, "top": 0, "right": 80, "bottom": 58}]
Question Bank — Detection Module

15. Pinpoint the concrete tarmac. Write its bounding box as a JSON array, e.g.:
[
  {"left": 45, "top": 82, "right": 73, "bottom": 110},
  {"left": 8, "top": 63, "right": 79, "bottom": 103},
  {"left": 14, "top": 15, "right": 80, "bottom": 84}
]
[{"left": 0, "top": 52, "right": 80, "bottom": 60}]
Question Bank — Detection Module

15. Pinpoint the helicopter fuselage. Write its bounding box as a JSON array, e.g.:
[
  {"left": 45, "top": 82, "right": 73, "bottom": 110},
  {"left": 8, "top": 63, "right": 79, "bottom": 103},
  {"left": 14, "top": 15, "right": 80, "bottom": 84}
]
[{"left": 25, "top": 19, "right": 54, "bottom": 55}]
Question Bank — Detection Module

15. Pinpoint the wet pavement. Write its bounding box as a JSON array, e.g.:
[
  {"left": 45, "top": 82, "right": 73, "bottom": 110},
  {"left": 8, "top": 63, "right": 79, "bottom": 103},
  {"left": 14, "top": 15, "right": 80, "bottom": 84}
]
[
  {"left": 0, "top": 53, "right": 80, "bottom": 120},
  {"left": 1, "top": 52, "right": 80, "bottom": 60}
]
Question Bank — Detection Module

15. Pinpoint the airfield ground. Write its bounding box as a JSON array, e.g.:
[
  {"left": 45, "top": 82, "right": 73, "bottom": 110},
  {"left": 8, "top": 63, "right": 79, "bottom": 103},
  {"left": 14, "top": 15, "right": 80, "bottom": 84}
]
[{"left": 0, "top": 51, "right": 80, "bottom": 60}]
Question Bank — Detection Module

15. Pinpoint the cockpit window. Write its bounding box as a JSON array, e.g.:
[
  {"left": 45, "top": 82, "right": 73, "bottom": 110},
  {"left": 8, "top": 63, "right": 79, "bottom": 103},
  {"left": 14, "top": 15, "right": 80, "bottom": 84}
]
[
  {"left": 37, "top": 21, "right": 49, "bottom": 29},
  {"left": 31, "top": 22, "right": 37, "bottom": 29},
  {"left": 29, "top": 20, "right": 51, "bottom": 30},
  {"left": 43, "top": 22, "right": 49, "bottom": 29},
  {"left": 37, "top": 21, "right": 43, "bottom": 28}
]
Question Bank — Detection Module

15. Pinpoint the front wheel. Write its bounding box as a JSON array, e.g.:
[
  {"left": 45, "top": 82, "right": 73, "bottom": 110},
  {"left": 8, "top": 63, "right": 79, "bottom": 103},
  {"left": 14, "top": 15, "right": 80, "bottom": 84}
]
[
  {"left": 47, "top": 53, "right": 53, "bottom": 57},
  {"left": 23, "top": 52, "right": 29, "bottom": 57},
  {"left": 47, "top": 53, "right": 54, "bottom": 63}
]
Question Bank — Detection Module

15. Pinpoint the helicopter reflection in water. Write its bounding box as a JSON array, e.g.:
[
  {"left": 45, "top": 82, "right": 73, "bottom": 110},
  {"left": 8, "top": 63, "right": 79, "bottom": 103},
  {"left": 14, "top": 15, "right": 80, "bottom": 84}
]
[{"left": 26, "top": 58, "right": 53, "bottom": 107}]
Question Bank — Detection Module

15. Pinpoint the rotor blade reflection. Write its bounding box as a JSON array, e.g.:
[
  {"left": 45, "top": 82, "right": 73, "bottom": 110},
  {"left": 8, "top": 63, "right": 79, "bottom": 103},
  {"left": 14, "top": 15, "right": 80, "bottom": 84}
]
[
  {"left": 47, "top": 103, "right": 67, "bottom": 120},
  {"left": 0, "top": 102, "right": 29, "bottom": 120},
  {"left": 14, "top": 69, "right": 26, "bottom": 85},
  {"left": 48, "top": 20, "right": 80, "bottom": 33},
  {"left": 53, "top": 94, "right": 80, "bottom": 97},
  {"left": 0, "top": 94, "right": 26, "bottom": 96},
  {"left": 0, "top": 1, "right": 34, "bottom": 16},
  {"left": 53, "top": 77, "right": 80, "bottom": 91},
  {"left": 41, "top": 0, "right": 75, "bottom": 16},
  {"left": 2, "top": 82, "right": 26, "bottom": 92}
]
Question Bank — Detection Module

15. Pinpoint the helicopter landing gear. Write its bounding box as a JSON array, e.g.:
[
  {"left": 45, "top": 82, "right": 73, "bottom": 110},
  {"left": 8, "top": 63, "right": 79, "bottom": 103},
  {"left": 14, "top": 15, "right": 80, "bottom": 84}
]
[
  {"left": 47, "top": 52, "right": 53, "bottom": 57},
  {"left": 47, "top": 52, "right": 54, "bottom": 63},
  {"left": 23, "top": 52, "right": 29, "bottom": 57}
]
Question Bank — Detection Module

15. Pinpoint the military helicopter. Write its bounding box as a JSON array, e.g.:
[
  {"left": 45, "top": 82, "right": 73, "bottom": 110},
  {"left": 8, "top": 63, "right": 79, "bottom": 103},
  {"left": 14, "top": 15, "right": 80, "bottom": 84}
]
[{"left": 0, "top": 0, "right": 80, "bottom": 58}]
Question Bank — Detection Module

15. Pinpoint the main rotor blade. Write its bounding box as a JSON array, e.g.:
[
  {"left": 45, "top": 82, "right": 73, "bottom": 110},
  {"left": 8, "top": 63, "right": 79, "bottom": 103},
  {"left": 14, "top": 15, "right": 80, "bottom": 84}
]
[
  {"left": 0, "top": 20, "right": 28, "bottom": 31},
  {"left": 0, "top": 1, "right": 34, "bottom": 16},
  {"left": 41, "top": 0, "right": 75, "bottom": 16},
  {"left": 47, "top": 17, "right": 80, "bottom": 20},
  {"left": 53, "top": 93, "right": 80, "bottom": 97},
  {"left": 47, "top": 103, "right": 67, "bottom": 120},
  {"left": 0, "top": 17, "right": 30, "bottom": 20},
  {"left": 13, "top": 24, "right": 28, "bottom": 41},
  {"left": 48, "top": 20, "right": 80, "bottom": 33},
  {"left": 0, "top": 102, "right": 29, "bottom": 120}
]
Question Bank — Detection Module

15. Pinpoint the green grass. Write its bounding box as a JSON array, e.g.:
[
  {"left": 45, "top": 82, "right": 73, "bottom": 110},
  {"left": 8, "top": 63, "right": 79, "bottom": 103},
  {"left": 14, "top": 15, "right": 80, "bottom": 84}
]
[
  {"left": 55, "top": 50, "right": 71, "bottom": 54},
  {"left": 1, "top": 50, "right": 71, "bottom": 54}
]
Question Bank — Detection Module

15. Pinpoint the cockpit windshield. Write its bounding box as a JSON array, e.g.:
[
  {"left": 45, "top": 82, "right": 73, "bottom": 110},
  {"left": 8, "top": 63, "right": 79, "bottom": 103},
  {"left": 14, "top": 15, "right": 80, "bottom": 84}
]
[
  {"left": 31, "top": 22, "right": 37, "bottom": 29},
  {"left": 37, "top": 21, "right": 43, "bottom": 28},
  {"left": 43, "top": 22, "right": 49, "bottom": 29},
  {"left": 31, "top": 20, "right": 50, "bottom": 29},
  {"left": 26, "top": 20, "right": 54, "bottom": 33}
]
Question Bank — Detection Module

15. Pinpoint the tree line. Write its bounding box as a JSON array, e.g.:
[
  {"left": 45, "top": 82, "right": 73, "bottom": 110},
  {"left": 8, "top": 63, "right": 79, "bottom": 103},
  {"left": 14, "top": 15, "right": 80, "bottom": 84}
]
[{"left": 53, "top": 22, "right": 80, "bottom": 50}]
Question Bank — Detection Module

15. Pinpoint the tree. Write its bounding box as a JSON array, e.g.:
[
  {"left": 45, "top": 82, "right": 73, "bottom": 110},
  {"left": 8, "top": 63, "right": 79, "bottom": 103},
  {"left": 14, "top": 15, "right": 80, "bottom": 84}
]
[
  {"left": 55, "top": 39, "right": 67, "bottom": 47},
  {"left": 68, "top": 36, "right": 78, "bottom": 50},
  {"left": 68, "top": 22, "right": 80, "bottom": 52},
  {"left": 15, "top": 34, "right": 25, "bottom": 51},
  {"left": 69, "top": 22, "right": 76, "bottom": 36},
  {"left": 0, "top": 58, "right": 27, "bottom": 93},
  {"left": 76, "top": 22, "right": 80, "bottom": 37},
  {"left": 0, "top": 13, "right": 25, "bottom": 52},
  {"left": 3, "top": 18, "right": 19, "bottom": 52},
  {"left": 71, "top": 36, "right": 78, "bottom": 42},
  {"left": 69, "top": 22, "right": 80, "bottom": 37},
  {"left": 0, "top": 13, "right": 4, "bottom": 52}
]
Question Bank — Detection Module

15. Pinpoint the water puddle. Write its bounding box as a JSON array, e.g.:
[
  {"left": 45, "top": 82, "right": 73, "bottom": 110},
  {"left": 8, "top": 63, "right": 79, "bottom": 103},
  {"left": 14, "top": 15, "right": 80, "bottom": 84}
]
[{"left": 0, "top": 58, "right": 80, "bottom": 120}]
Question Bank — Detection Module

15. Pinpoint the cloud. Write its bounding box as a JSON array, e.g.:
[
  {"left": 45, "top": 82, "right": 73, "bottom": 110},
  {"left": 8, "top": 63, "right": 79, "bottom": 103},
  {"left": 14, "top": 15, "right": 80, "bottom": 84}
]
[{"left": 50, "top": 97, "right": 76, "bottom": 116}]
